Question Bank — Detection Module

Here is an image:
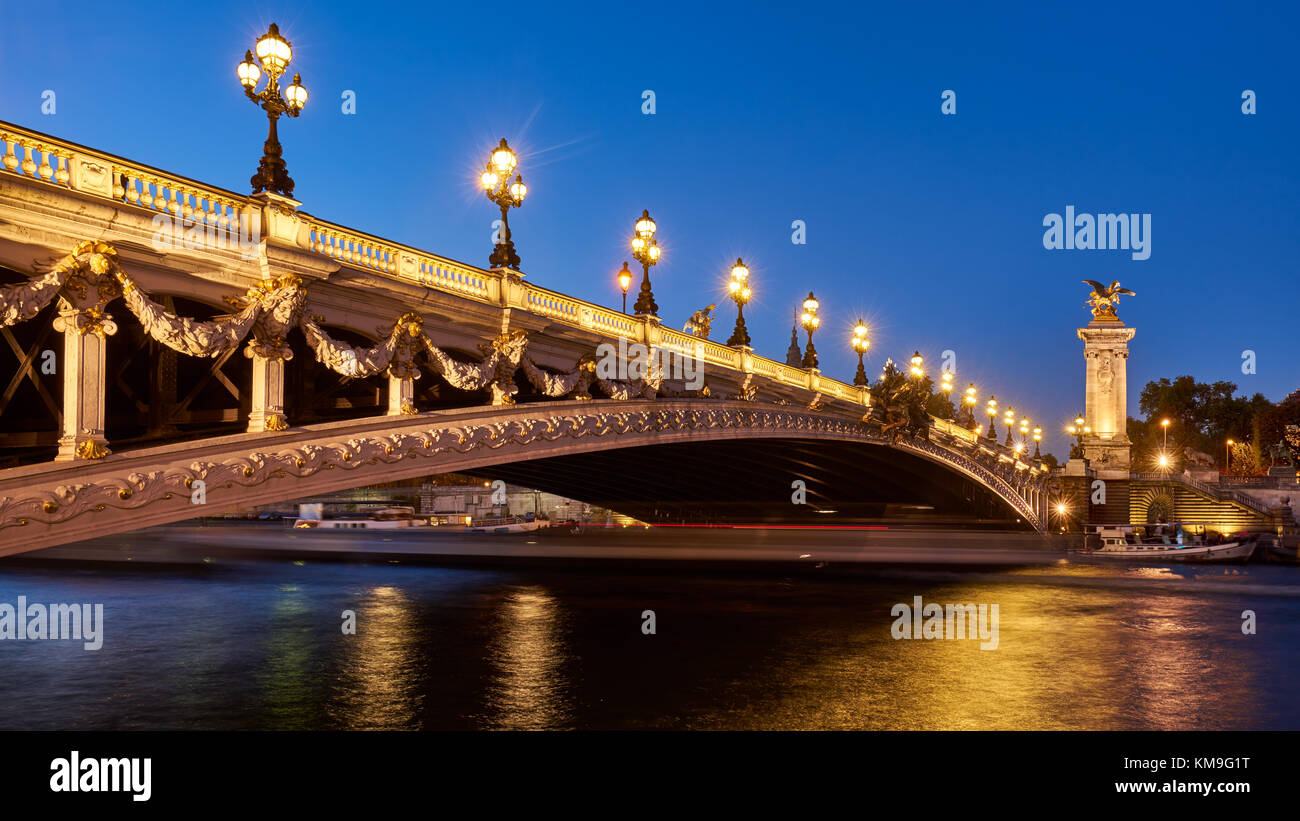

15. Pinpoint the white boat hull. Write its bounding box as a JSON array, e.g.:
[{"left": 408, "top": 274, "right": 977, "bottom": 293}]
[{"left": 1090, "top": 540, "right": 1256, "bottom": 562}]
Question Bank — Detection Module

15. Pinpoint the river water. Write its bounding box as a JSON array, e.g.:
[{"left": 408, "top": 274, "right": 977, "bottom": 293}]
[{"left": 0, "top": 546, "right": 1296, "bottom": 730}]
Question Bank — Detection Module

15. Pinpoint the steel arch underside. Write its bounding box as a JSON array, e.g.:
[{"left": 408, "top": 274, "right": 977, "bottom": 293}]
[
  {"left": 476, "top": 438, "right": 1031, "bottom": 527},
  {"left": 0, "top": 400, "right": 1040, "bottom": 556}
]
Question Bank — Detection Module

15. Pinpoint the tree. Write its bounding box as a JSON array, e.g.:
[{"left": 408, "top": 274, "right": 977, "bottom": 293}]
[{"left": 1135, "top": 375, "right": 1276, "bottom": 466}]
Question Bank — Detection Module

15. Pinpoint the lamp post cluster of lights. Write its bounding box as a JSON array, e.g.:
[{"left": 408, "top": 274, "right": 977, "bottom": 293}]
[
  {"left": 630, "top": 210, "right": 661, "bottom": 316},
  {"left": 909, "top": 351, "right": 925, "bottom": 379},
  {"left": 851, "top": 321, "right": 870, "bottom": 386},
  {"left": 726, "top": 258, "right": 752, "bottom": 346},
  {"left": 481, "top": 138, "right": 527, "bottom": 270},
  {"left": 237, "top": 23, "right": 308, "bottom": 197},
  {"left": 962, "top": 383, "right": 977, "bottom": 427},
  {"left": 1066, "top": 414, "right": 1090, "bottom": 459},
  {"left": 799, "top": 293, "right": 820, "bottom": 368}
]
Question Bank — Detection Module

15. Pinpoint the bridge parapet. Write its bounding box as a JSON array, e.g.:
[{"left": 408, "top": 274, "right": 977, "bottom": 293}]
[{"left": 2, "top": 124, "right": 260, "bottom": 236}]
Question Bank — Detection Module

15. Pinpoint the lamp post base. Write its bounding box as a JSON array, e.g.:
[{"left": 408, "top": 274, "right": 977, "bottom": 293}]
[
  {"left": 489, "top": 240, "right": 521, "bottom": 271},
  {"left": 633, "top": 268, "right": 657, "bottom": 316}
]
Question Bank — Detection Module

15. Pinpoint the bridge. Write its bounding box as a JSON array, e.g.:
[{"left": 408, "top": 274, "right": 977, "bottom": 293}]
[{"left": 0, "top": 119, "right": 1062, "bottom": 554}]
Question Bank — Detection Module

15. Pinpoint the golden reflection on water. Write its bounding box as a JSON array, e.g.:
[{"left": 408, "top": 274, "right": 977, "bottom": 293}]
[
  {"left": 333, "top": 585, "right": 420, "bottom": 730},
  {"left": 726, "top": 581, "right": 1260, "bottom": 730},
  {"left": 483, "top": 586, "right": 572, "bottom": 730}
]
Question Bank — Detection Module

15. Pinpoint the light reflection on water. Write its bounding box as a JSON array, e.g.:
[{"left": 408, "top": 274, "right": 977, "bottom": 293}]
[
  {"left": 480, "top": 587, "right": 572, "bottom": 730},
  {"left": 330, "top": 585, "right": 422, "bottom": 730},
  {"left": 0, "top": 558, "right": 1295, "bottom": 730}
]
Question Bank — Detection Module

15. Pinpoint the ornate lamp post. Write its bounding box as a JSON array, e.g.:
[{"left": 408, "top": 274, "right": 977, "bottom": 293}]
[
  {"left": 630, "top": 210, "right": 661, "bottom": 315},
  {"left": 1226, "top": 438, "right": 1235, "bottom": 474},
  {"left": 851, "top": 320, "right": 870, "bottom": 386},
  {"left": 963, "top": 383, "right": 978, "bottom": 428},
  {"left": 939, "top": 369, "right": 954, "bottom": 411},
  {"left": 1019, "top": 418, "right": 1030, "bottom": 454},
  {"left": 617, "top": 262, "right": 633, "bottom": 314},
  {"left": 237, "top": 23, "right": 308, "bottom": 196},
  {"left": 1067, "top": 414, "right": 1089, "bottom": 459},
  {"left": 726, "top": 258, "right": 752, "bottom": 346},
  {"left": 1033, "top": 426, "right": 1042, "bottom": 458},
  {"left": 480, "top": 139, "right": 527, "bottom": 270},
  {"left": 986, "top": 396, "right": 998, "bottom": 440},
  {"left": 1004, "top": 407, "right": 1015, "bottom": 446},
  {"left": 799, "top": 292, "right": 820, "bottom": 368},
  {"left": 909, "top": 350, "right": 925, "bottom": 379}
]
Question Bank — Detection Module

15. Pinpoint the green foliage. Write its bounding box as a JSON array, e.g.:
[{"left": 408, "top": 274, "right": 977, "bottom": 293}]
[{"left": 1133, "top": 375, "right": 1296, "bottom": 471}]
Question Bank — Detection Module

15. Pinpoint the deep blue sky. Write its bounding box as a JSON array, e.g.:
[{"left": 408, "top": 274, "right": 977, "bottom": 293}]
[{"left": 2, "top": 1, "right": 1296, "bottom": 457}]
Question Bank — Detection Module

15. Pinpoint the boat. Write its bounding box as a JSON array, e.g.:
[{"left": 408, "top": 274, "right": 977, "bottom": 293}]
[
  {"left": 292, "top": 505, "right": 429, "bottom": 530},
  {"left": 1084, "top": 523, "right": 1259, "bottom": 563},
  {"left": 463, "top": 515, "right": 548, "bottom": 535}
]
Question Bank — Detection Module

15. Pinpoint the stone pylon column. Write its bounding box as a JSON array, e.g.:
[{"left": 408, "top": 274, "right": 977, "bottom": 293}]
[
  {"left": 53, "top": 292, "right": 118, "bottom": 461},
  {"left": 1077, "top": 318, "right": 1136, "bottom": 471}
]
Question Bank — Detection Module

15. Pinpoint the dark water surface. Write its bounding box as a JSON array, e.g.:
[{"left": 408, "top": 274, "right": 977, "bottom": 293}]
[{"left": 0, "top": 551, "right": 1296, "bottom": 730}]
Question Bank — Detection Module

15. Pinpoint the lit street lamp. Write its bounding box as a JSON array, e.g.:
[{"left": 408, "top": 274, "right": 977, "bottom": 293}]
[
  {"left": 909, "top": 350, "right": 925, "bottom": 380},
  {"left": 237, "top": 23, "right": 308, "bottom": 196},
  {"left": 630, "top": 210, "right": 661, "bottom": 316},
  {"left": 962, "top": 383, "right": 978, "bottom": 428},
  {"left": 726, "top": 258, "right": 752, "bottom": 346},
  {"left": 1033, "top": 426, "right": 1042, "bottom": 458},
  {"left": 986, "top": 396, "right": 998, "bottom": 440},
  {"left": 480, "top": 138, "right": 527, "bottom": 270},
  {"left": 617, "top": 262, "right": 633, "bottom": 314},
  {"left": 851, "top": 320, "right": 870, "bottom": 386},
  {"left": 1067, "top": 413, "right": 1091, "bottom": 459},
  {"left": 1004, "top": 407, "right": 1015, "bottom": 446},
  {"left": 1226, "top": 438, "right": 1235, "bottom": 474},
  {"left": 799, "top": 292, "right": 820, "bottom": 368}
]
